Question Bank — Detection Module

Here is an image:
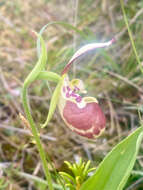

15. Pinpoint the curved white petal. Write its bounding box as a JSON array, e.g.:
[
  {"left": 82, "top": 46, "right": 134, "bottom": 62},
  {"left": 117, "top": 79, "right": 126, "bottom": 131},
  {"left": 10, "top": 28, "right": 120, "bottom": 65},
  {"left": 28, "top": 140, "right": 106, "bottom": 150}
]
[
  {"left": 62, "top": 38, "right": 115, "bottom": 74},
  {"left": 69, "top": 38, "right": 115, "bottom": 64}
]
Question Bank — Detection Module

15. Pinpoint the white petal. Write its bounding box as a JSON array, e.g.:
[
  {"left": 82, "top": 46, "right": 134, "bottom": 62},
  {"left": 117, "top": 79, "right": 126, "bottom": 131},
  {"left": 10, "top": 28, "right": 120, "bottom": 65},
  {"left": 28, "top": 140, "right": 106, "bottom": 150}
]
[
  {"left": 62, "top": 38, "right": 115, "bottom": 74},
  {"left": 69, "top": 38, "right": 115, "bottom": 65}
]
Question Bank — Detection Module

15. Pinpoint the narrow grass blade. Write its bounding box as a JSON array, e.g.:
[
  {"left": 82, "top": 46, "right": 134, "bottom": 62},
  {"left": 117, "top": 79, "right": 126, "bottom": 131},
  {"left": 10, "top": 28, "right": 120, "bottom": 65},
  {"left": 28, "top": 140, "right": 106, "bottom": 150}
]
[
  {"left": 80, "top": 126, "right": 143, "bottom": 190},
  {"left": 120, "top": 0, "right": 143, "bottom": 74}
]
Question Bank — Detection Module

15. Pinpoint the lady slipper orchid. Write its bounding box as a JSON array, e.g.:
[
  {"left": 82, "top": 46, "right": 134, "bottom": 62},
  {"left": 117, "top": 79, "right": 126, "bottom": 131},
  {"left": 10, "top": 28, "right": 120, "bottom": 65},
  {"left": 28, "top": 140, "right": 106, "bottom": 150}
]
[
  {"left": 58, "top": 76, "right": 106, "bottom": 138},
  {"left": 58, "top": 38, "right": 115, "bottom": 138}
]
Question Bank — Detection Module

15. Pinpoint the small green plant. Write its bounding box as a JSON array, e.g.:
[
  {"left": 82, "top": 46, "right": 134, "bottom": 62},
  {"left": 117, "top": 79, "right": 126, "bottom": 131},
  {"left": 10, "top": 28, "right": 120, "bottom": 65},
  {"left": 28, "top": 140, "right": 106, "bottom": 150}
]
[
  {"left": 59, "top": 158, "right": 96, "bottom": 190},
  {"left": 0, "top": 178, "right": 9, "bottom": 189}
]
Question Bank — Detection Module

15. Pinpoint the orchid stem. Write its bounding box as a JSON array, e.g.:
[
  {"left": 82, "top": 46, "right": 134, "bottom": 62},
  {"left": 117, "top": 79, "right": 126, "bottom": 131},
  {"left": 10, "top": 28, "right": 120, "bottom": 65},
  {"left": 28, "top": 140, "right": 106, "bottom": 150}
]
[{"left": 22, "top": 84, "right": 54, "bottom": 190}]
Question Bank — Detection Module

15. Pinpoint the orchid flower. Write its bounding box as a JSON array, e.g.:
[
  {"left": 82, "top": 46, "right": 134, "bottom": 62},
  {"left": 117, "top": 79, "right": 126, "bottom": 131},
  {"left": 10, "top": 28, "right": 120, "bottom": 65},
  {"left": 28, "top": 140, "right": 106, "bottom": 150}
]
[
  {"left": 58, "top": 76, "right": 106, "bottom": 138},
  {"left": 42, "top": 38, "right": 114, "bottom": 138},
  {"left": 23, "top": 33, "right": 114, "bottom": 139}
]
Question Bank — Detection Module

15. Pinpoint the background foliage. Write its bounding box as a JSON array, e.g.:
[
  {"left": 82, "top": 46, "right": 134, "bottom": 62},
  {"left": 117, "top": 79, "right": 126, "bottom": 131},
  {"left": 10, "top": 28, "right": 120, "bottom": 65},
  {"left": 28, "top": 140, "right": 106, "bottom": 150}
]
[{"left": 0, "top": 0, "right": 143, "bottom": 189}]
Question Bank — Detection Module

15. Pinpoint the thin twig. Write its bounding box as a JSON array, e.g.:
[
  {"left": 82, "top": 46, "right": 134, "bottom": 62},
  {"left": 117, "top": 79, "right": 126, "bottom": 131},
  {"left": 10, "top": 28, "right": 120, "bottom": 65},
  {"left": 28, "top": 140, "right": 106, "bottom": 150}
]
[
  {"left": 103, "top": 69, "right": 143, "bottom": 93},
  {"left": 16, "top": 171, "right": 63, "bottom": 190},
  {"left": 72, "top": 0, "right": 79, "bottom": 77},
  {"left": 0, "top": 124, "right": 56, "bottom": 141}
]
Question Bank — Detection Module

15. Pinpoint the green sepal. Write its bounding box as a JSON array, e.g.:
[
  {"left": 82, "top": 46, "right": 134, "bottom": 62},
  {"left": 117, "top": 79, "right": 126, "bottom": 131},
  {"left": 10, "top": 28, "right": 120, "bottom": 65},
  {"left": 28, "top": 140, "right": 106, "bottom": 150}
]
[
  {"left": 36, "top": 71, "right": 61, "bottom": 83},
  {"left": 41, "top": 75, "right": 65, "bottom": 128}
]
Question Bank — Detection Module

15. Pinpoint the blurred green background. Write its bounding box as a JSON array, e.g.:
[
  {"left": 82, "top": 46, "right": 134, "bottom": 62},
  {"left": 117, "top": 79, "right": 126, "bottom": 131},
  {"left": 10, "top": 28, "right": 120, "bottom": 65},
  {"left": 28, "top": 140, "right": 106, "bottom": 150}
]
[{"left": 0, "top": 0, "right": 143, "bottom": 189}]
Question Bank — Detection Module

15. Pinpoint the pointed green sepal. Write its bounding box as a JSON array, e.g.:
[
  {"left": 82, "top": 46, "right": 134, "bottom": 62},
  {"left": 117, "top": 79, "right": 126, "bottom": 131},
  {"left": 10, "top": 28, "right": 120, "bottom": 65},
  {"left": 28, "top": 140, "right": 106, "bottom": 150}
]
[
  {"left": 41, "top": 75, "right": 65, "bottom": 128},
  {"left": 36, "top": 71, "right": 61, "bottom": 83}
]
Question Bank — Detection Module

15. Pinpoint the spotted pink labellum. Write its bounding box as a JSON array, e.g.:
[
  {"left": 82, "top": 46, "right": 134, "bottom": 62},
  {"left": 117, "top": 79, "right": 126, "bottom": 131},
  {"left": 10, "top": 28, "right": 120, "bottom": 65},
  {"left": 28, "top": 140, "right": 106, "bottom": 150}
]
[
  {"left": 58, "top": 76, "right": 106, "bottom": 138},
  {"left": 58, "top": 39, "right": 114, "bottom": 138}
]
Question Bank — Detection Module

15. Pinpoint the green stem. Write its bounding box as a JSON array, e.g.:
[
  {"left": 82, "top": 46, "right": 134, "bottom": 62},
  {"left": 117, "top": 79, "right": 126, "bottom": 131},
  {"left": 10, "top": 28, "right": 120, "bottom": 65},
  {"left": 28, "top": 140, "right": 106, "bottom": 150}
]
[
  {"left": 22, "top": 84, "right": 54, "bottom": 190},
  {"left": 120, "top": 0, "right": 143, "bottom": 74}
]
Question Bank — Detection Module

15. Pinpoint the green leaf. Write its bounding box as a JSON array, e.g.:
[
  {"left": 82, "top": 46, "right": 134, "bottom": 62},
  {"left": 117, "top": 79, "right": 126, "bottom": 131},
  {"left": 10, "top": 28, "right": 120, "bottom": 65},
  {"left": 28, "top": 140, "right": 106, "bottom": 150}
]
[
  {"left": 24, "top": 32, "right": 47, "bottom": 87},
  {"left": 37, "top": 21, "right": 87, "bottom": 58},
  {"left": 80, "top": 126, "right": 143, "bottom": 190},
  {"left": 41, "top": 75, "right": 65, "bottom": 128},
  {"left": 59, "top": 172, "right": 76, "bottom": 183}
]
